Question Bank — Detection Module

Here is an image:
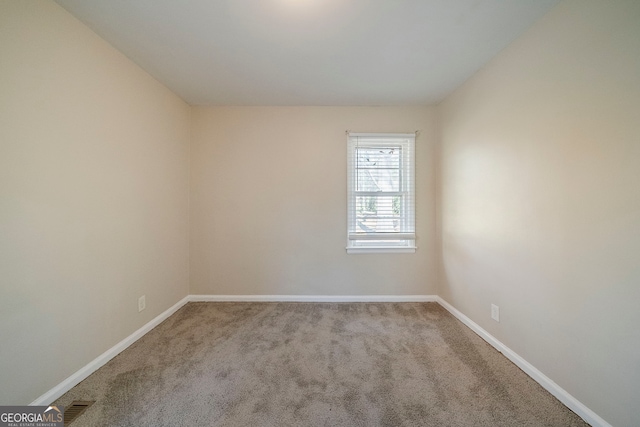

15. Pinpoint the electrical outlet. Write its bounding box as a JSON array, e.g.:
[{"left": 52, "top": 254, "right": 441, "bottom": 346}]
[
  {"left": 491, "top": 304, "right": 500, "bottom": 322},
  {"left": 138, "top": 295, "right": 146, "bottom": 312}
]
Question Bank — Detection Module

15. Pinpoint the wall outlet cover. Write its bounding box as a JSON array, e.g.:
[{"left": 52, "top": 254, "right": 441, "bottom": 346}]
[{"left": 491, "top": 304, "right": 500, "bottom": 322}]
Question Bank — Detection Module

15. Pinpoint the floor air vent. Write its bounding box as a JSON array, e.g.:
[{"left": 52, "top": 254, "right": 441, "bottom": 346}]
[{"left": 64, "top": 400, "right": 94, "bottom": 425}]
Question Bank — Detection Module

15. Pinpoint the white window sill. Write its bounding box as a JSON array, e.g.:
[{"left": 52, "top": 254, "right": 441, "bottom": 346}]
[{"left": 346, "top": 247, "right": 416, "bottom": 254}]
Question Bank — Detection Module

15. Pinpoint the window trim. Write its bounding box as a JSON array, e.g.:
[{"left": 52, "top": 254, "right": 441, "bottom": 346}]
[{"left": 346, "top": 132, "right": 416, "bottom": 254}]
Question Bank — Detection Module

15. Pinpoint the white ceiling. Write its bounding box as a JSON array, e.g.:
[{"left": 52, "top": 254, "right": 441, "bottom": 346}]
[{"left": 54, "top": 0, "right": 559, "bottom": 106}]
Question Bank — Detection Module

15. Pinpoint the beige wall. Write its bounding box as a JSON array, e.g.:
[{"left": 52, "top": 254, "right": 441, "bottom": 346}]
[
  {"left": 0, "top": 1, "right": 190, "bottom": 404},
  {"left": 438, "top": 0, "right": 640, "bottom": 425},
  {"left": 191, "top": 107, "right": 437, "bottom": 296}
]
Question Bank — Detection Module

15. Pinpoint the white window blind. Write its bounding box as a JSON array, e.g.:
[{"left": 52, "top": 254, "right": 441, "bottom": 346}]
[{"left": 347, "top": 133, "right": 416, "bottom": 253}]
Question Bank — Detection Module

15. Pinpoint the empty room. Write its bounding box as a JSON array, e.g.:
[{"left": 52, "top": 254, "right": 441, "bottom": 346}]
[{"left": 1, "top": 0, "right": 638, "bottom": 426}]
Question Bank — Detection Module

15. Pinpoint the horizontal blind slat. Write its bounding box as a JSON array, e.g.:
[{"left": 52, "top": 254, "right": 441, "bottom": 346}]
[{"left": 348, "top": 232, "right": 416, "bottom": 240}]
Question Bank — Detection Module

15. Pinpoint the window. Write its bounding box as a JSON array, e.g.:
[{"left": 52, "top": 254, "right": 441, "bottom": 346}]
[{"left": 347, "top": 133, "right": 416, "bottom": 253}]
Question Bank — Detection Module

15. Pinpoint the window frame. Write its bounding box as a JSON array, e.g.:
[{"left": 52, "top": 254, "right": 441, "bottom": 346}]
[{"left": 346, "top": 132, "right": 416, "bottom": 254}]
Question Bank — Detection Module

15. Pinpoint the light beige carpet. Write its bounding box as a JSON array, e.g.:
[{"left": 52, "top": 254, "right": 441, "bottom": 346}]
[{"left": 55, "top": 302, "right": 589, "bottom": 426}]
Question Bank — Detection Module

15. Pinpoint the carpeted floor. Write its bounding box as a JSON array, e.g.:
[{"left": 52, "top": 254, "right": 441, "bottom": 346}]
[{"left": 54, "top": 302, "right": 589, "bottom": 426}]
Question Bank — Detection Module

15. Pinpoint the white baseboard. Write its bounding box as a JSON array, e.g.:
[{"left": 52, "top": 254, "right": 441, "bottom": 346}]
[
  {"left": 31, "top": 293, "right": 608, "bottom": 427},
  {"left": 30, "top": 295, "right": 190, "bottom": 406},
  {"left": 436, "top": 296, "right": 610, "bottom": 427},
  {"left": 189, "top": 294, "right": 438, "bottom": 303}
]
